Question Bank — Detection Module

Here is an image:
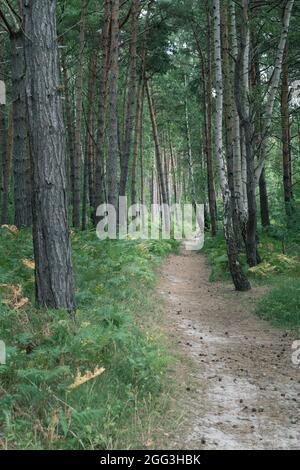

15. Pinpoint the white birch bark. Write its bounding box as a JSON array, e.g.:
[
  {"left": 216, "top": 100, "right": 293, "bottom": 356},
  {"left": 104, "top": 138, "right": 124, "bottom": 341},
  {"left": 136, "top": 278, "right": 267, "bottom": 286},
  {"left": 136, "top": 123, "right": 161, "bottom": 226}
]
[{"left": 255, "top": 0, "right": 294, "bottom": 181}]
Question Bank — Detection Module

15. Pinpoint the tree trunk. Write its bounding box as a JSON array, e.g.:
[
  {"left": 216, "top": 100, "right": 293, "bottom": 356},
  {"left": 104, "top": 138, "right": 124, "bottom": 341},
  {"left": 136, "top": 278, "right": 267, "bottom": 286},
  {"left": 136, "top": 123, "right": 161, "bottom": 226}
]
[
  {"left": 23, "top": 0, "right": 75, "bottom": 311},
  {"left": 61, "top": 46, "right": 75, "bottom": 197},
  {"left": 204, "top": 5, "right": 217, "bottom": 236},
  {"left": 255, "top": 0, "right": 295, "bottom": 181},
  {"left": 234, "top": 0, "right": 259, "bottom": 267},
  {"left": 119, "top": 0, "right": 139, "bottom": 198},
  {"left": 0, "top": 34, "right": 8, "bottom": 225},
  {"left": 146, "top": 81, "right": 168, "bottom": 205},
  {"left": 11, "top": 30, "right": 32, "bottom": 228},
  {"left": 107, "top": 0, "right": 120, "bottom": 208},
  {"left": 73, "top": 0, "right": 87, "bottom": 228},
  {"left": 1, "top": 109, "right": 13, "bottom": 225},
  {"left": 213, "top": 0, "right": 250, "bottom": 291},
  {"left": 131, "top": 79, "right": 142, "bottom": 206},
  {"left": 82, "top": 54, "right": 96, "bottom": 230},
  {"left": 281, "top": 44, "right": 293, "bottom": 216},
  {"left": 94, "top": 0, "right": 111, "bottom": 218}
]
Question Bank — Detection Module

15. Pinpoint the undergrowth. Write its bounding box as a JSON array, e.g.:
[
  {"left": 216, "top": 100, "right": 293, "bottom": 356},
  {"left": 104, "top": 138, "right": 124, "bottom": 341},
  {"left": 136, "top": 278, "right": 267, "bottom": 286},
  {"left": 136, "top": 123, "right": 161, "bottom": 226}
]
[
  {"left": 202, "top": 216, "right": 300, "bottom": 330},
  {"left": 0, "top": 226, "right": 179, "bottom": 449}
]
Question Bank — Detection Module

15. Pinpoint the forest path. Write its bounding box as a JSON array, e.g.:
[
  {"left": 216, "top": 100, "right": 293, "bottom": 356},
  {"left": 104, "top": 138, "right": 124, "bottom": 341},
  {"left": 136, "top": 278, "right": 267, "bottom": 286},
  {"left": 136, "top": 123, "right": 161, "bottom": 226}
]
[{"left": 159, "top": 250, "right": 300, "bottom": 450}]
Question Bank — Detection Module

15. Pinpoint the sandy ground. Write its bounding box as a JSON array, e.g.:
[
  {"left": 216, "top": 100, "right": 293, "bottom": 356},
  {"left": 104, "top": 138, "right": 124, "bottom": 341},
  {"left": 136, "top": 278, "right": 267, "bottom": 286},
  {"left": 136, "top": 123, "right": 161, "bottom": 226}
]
[{"left": 159, "top": 250, "right": 300, "bottom": 450}]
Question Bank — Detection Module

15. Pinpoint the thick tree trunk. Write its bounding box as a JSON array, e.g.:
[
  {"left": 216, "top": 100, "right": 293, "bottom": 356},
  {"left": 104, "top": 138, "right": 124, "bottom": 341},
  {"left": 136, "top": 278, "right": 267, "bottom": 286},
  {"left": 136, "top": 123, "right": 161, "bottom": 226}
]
[
  {"left": 11, "top": 30, "right": 32, "bottom": 228},
  {"left": 213, "top": 0, "right": 250, "bottom": 291},
  {"left": 281, "top": 44, "right": 293, "bottom": 216},
  {"left": 119, "top": 0, "right": 139, "bottom": 198},
  {"left": 23, "top": 0, "right": 75, "bottom": 311},
  {"left": 73, "top": 0, "right": 87, "bottom": 228}
]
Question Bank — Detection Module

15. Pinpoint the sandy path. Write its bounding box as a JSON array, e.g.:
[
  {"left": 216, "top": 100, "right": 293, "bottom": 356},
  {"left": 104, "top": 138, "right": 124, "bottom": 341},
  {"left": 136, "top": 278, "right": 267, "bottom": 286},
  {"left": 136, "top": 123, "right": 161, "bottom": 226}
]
[{"left": 160, "top": 251, "right": 300, "bottom": 450}]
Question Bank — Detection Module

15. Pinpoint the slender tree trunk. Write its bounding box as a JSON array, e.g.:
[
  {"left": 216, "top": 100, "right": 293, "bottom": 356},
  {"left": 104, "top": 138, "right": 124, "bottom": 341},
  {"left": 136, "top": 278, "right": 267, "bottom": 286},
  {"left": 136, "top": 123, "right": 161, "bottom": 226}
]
[
  {"left": 94, "top": 0, "right": 111, "bottom": 217},
  {"left": 204, "top": 5, "right": 217, "bottom": 236},
  {"left": 229, "top": 0, "right": 245, "bottom": 227},
  {"left": 139, "top": 84, "right": 145, "bottom": 206},
  {"left": 11, "top": 30, "right": 32, "bottom": 228},
  {"left": 131, "top": 79, "right": 142, "bottom": 206},
  {"left": 281, "top": 44, "right": 293, "bottom": 216},
  {"left": 146, "top": 81, "right": 168, "bottom": 205},
  {"left": 0, "top": 35, "right": 9, "bottom": 225},
  {"left": 255, "top": 0, "right": 295, "bottom": 180},
  {"left": 119, "top": 0, "right": 139, "bottom": 198},
  {"left": 1, "top": 109, "right": 12, "bottom": 225},
  {"left": 61, "top": 47, "right": 75, "bottom": 196},
  {"left": 234, "top": 0, "right": 259, "bottom": 267},
  {"left": 213, "top": 0, "right": 250, "bottom": 291},
  {"left": 23, "top": 0, "right": 75, "bottom": 310},
  {"left": 82, "top": 54, "right": 96, "bottom": 230},
  {"left": 73, "top": 0, "right": 87, "bottom": 228},
  {"left": 107, "top": 0, "right": 120, "bottom": 208},
  {"left": 251, "top": 55, "right": 270, "bottom": 227}
]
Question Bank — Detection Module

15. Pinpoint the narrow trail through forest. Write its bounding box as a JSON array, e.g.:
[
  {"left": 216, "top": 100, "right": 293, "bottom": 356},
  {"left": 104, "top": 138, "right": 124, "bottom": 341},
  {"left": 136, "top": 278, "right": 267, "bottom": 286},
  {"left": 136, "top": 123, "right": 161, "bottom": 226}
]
[{"left": 159, "top": 250, "right": 300, "bottom": 450}]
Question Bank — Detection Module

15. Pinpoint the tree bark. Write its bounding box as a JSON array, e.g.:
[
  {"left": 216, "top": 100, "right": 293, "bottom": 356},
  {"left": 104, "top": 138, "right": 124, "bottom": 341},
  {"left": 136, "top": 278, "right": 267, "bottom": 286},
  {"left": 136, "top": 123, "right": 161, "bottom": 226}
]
[
  {"left": 213, "top": 0, "right": 251, "bottom": 291},
  {"left": 1, "top": 109, "right": 13, "bottom": 225},
  {"left": 119, "top": 0, "right": 139, "bottom": 198},
  {"left": 11, "top": 30, "right": 32, "bottom": 228},
  {"left": 73, "top": 0, "right": 87, "bottom": 228},
  {"left": 204, "top": 4, "right": 217, "bottom": 236},
  {"left": 94, "top": 0, "right": 111, "bottom": 218},
  {"left": 234, "top": 0, "right": 259, "bottom": 267},
  {"left": 281, "top": 43, "right": 293, "bottom": 216},
  {"left": 146, "top": 81, "right": 168, "bottom": 205},
  {"left": 82, "top": 53, "right": 97, "bottom": 230},
  {"left": 23, "top": 0, "right": 75, "bottom": 311},
  {"left": 107, "top": 0, "right": 120, "bottom": 208}
]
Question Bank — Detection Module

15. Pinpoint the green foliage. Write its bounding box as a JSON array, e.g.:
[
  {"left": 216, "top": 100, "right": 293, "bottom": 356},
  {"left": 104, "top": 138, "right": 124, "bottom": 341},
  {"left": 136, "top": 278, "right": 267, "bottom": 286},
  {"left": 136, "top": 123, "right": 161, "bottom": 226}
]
[
  {"left": 0, "top": 227, "right": 177, "bottom": 449},
  {"left": 256, "top": 278, "right": 300, "bottom": 330}
]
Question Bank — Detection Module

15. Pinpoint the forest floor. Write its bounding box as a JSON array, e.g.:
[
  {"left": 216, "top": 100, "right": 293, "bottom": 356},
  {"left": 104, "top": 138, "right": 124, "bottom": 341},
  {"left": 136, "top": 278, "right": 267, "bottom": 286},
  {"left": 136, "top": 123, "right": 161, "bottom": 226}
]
[{"left": 159, "top": 249, "right": 300, "bottom": 450}]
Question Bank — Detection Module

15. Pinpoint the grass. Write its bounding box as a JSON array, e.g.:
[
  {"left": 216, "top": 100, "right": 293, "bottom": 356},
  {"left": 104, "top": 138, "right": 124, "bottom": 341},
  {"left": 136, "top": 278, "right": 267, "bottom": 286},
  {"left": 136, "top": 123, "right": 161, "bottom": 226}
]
[
  {"left": 202, "top": 222, "right": 300, "bottom": 331},
  {"left": 0, "top": 225, "right": 180, "bottom": 450}
]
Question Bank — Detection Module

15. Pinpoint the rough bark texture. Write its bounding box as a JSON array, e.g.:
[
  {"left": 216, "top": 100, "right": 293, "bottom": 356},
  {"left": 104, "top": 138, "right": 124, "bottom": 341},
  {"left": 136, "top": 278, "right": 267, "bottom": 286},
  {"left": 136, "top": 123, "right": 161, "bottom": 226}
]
[
  {"left": 146, "top": 81, "right": 168, "bottom": 205},
  {"left": 73, "top": 0, "right": 87, "bottom": 228},
  {"left": 1, "top": 110, "right": 13, "bottom": 225},
  {"left": 82, "top": 54, "right": 96, "bottom": 230},
  {"left": 281, "top": 44, "right": 293, "bottom": 215},
  {"left": 23, "top": 0, "right": 75, "bottom": 311},
  {"left": 119, "top": 0, "right": 139, "bottom": 198},
  {"left": 107, "top": 0, "right": 120, "bottom": 208},
  {"left": 94, "top": 0, "right": 111, "bottom": 217},
  {"left": 255, "top": 0, "right": 294, "bottom": 181},
  {"left": 213, "top": 0, "right": 251, "bottom": 291},
  {"left": 11, "top": 30, "right": 32, "bottom": 228},
  {"left": 204, "top": 4, "right": 217, "bottom": 236},
  {"left": 234, "top": 0, "right": 259, "bottom": 267}
]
